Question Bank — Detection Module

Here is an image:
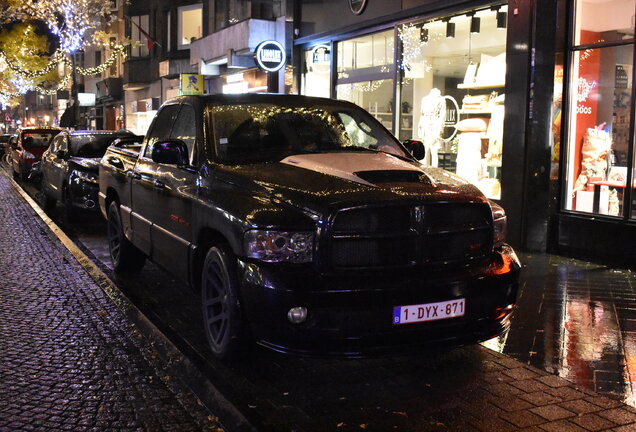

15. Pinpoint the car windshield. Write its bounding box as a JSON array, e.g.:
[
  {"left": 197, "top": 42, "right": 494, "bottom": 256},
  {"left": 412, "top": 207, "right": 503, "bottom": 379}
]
[
  {"left": 70, "top": 134, "right": 129, "bottom": 158},
  {"left": 22, "top": 131, "right": 59, "bottom": 148},
  {"left": 208, "top": 102, "right": 409, "bottom": 164}
]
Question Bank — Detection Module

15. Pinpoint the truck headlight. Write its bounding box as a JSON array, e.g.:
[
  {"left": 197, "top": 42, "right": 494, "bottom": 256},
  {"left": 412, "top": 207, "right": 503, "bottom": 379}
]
[
  {"left": 490, "top": 201, "right": 507, "bottom": 247},
  {"left": 244, "top": 230, "right": 314, "bottom": 263},
  {"left": 73, "top": 170, "right": 99, "bottom": 184}
]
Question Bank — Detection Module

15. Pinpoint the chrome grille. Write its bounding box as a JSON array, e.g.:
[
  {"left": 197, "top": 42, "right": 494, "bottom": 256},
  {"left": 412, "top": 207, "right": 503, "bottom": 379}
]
[{"left": 327, "top": 203, "right": 492, "bottom": 270}]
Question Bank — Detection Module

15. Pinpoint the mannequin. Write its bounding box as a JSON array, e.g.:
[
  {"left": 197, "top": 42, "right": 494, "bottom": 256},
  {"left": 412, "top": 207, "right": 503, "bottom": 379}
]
[{"left": 417, "top": 88, "right": 446, "bottom": 167}]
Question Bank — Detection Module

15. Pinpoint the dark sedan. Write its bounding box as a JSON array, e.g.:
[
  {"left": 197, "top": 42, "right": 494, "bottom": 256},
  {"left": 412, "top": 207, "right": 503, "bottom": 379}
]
[{"left": 40, "top": 130, "right": 141, "bottom": 214}]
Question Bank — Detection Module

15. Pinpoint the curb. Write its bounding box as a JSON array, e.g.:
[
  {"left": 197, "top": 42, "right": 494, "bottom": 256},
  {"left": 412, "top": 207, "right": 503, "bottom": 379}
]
[{"left": 2, "top": 170, "right": 256, "bottom": 432}]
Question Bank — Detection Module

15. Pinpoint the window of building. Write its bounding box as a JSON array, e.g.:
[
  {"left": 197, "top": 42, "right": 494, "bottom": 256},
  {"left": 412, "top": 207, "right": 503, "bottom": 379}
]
[
  {"left": 214, "top": 0, "right": 251, "bottom": 31},
  {"left": 166, "top": 11, "right": 171, "bottom": 52},
  {"left": 396, "top": 5, "right": 508, "bottom": 200},
  {"left": 177, "top": 4, "right": 203, "bottom": 49},
  {"left": 564, "top": 0, "right": 635, "bottom": 217},
  {"left": 129, "top": 15, "right": 150, "bottom": 57},
  {"left": 301, "top": 45, "right": 331, "bottom": 98},
  {"left": 94, "top": 50, "right": 102, "bottom": 69},
  {"left": 335, "top": 30, "right": 395, "bottom": 137}
]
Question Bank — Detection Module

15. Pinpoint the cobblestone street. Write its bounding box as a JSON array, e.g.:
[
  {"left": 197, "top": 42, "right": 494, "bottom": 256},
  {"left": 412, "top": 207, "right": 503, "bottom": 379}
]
[
  {"left": 6, "top": 166, "right": 636, "bottom": 432},
  {"left": 0, "top": 172, "right": 221, "bottom": 431}
]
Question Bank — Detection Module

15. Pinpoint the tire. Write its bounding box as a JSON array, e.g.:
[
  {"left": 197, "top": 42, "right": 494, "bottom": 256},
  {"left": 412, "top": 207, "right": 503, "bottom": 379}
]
[
  {"left": 201, "top": 246, "right": 247, "bottom": 360},
  {"left": 41, "top": 193, "right": 56, "bottom": 212},
  {"left": 107, "top": 201, "right": 146, "bottom": 272}
]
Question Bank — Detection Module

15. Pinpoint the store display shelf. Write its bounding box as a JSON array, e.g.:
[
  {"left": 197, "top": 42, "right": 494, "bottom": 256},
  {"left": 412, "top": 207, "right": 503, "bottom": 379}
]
[{"left": 457, "top": 83, "right": 505, "bottom": 89}]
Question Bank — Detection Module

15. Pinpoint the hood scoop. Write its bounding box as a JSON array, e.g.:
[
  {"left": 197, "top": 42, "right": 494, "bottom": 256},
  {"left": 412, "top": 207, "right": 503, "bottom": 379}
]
[{"left": 354, "top": 170, "right": 429, "bottom": 185}]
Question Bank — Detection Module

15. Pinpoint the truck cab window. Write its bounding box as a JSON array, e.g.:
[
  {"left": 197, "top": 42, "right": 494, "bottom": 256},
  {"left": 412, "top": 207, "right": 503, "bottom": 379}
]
[
  {"left": 144, "top": 104, "right": 180, "bottom": 158},
  {"left": 170, "top": 104, "right": 197, "bottom": 165}
]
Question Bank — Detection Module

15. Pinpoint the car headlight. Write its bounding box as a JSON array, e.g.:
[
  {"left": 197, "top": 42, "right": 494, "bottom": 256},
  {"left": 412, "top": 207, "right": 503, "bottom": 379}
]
[
  {"left": 489, "top": 200, "right": 507, "bottom": 247},
  {"left": 244, "top": 230, "right": 314, "bottom": 263},
  {"left": 23, "top": 151, "right": 36, "bottom": 160},
  {"left": 73, "top": 170, "right": 99, "bottom": 184}
]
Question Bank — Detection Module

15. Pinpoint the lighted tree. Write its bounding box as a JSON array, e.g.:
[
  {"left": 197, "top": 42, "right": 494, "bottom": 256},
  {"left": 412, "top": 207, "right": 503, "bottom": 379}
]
[
  {"left": 9, "top": 0, "right": 115, "bottom": 54},
  {"left": 0, "top": 23, "right": 59, "bottom": 106}
]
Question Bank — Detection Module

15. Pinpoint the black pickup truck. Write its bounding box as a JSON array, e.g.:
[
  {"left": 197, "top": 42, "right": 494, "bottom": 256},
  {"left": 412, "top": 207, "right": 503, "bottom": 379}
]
[{"left": 99, "top": 94, "right": 520, "bottom": 359}]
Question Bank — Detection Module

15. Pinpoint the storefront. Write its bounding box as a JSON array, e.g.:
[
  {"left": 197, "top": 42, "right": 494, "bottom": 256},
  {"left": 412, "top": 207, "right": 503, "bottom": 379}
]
[
  {"left": 556, "top": 0, "right": 636, "bottom": 265},
  {"left": 294, "top": 0, "right": 559, "bottom": 251},
  {"left": 189, "top": 17, "right": 292, "bottom": 95}
]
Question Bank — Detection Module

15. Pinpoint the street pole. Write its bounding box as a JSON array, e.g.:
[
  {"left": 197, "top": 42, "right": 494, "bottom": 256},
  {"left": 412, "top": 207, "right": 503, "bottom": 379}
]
[{"left": 70, "top": 52, "right": 80, "bottom": 129}]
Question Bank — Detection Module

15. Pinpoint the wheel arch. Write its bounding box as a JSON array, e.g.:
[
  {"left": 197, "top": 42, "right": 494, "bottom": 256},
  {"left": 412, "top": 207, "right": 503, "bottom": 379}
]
[{"left": 191, "top": 227, "right": 233, "bottom": 291}]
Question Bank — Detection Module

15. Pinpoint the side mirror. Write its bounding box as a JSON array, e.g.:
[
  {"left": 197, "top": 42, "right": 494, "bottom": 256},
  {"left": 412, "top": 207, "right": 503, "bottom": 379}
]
[
  {"left": 402, "top": 139, "right": 425, "bottom": 160},
  {"left": 152, "top": 139, "right": 189, "bottom": 165}
]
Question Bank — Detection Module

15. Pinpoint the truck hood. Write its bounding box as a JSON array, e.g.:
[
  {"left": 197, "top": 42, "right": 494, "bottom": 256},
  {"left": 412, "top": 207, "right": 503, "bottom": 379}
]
[
  {"left": 214, "top": 152, "right": 486, "bottom": 215},
  {"left": 68, "top": 157, "right": 100, "bottom": 172}
]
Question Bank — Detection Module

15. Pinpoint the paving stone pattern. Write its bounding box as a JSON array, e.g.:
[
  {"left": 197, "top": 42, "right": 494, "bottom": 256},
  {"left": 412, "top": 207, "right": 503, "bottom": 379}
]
[
  {"left": 0, "top": 173, "right": 221, "bottom": 431},
  {"left": 4, "top": 171, "right": 636, "bottom": 432}
]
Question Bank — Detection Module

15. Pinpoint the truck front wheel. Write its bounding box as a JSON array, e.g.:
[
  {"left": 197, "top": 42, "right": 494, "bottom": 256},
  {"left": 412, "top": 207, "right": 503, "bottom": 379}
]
[
  {"left": 201, "top": 246, "right": 247, "bottom": 360},
  {"left": 107, "top": 201, "right": 146, "bottom": 272}
]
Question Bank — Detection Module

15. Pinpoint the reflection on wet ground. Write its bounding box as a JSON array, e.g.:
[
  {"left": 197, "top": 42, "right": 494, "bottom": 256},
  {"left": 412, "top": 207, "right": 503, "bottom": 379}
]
[
  {"left": 15, "top": 174, "right": 636, "bottom": 408},
  {"left": 487, "top": 253, "right": 636, "bottom": 406}
]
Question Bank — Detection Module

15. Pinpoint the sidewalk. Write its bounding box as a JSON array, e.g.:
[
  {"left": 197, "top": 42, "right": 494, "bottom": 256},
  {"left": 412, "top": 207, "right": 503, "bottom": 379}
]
[
  {"left": 3, "top": 168, "right": 636, "bottom": 432},
  {"left": 0, "top": 173, "right": 222, "bottom": 431}
]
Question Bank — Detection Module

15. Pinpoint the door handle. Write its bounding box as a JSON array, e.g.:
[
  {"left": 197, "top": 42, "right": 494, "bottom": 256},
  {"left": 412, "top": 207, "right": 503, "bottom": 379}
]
[
  {"left": 153, "top": 180, "right": 165, "bottom": 189},
  {"left": 107, "top": 156, "right": 123, "bottom": 169},
  {"left": 127, "top": 171, "right": 141, "bottom": 180}
]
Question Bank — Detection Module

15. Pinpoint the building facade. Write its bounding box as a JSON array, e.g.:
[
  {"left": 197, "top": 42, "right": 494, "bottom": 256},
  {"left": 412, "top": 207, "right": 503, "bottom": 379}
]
[{"left": 292, "top": 0, "right": 560, "bottom": 257}]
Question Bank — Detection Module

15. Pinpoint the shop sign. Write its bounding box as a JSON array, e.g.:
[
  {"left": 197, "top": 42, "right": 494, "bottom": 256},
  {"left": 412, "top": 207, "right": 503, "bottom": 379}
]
[
  {"left": 441, "top": 95, "right": 459, "bottom": 142},
  {"left": 255, "top": 40, "right": 286, "bottom": 72},
  {"left": 311, "top": 45, "right": 331, "bottom": 74},
  {"left": 349, "top": 0, "right": 368, "bottom": 15},
  {"left": 615, "top": 65, "right": 628, "bottom": 89},
  {"left": 180, "top": 74, "right": 205, "bottom": 95},
  {"left": 312, "top": 45, "right": 330, "bottom": 64}
]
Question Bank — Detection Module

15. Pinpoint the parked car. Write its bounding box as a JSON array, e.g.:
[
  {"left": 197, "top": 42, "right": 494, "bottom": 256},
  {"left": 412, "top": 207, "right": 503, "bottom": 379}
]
[
  {"left": 0, "top": 134, "right": 11, "bottom": 158},
  {"left": 40, "top": 130, "right": 140, "bottom": 214},
  {"left": 99, "top": 94, "right": 520, "bottom": 359},
  {"left": 10, "top": 127, "right": 62, "bottom": 180}
]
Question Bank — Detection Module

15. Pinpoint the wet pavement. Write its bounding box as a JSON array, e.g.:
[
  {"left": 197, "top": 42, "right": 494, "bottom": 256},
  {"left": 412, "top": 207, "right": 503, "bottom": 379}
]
[
  {"left": 492, "top": 254, "right": 636, "bottom": 406},
  {"left": 5, "top": 165, "right": 636, "bottom": 431},
  {"left": 0, "top": 171, "right": 222, "bottom": 431}
]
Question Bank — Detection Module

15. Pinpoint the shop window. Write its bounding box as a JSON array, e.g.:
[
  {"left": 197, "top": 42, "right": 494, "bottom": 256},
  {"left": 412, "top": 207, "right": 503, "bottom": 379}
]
[
  {"left": 178, "top": 4, "right": 203, "bottom": 49},
  {"left": 129, "top": 15, "right": 150, "bottom": 57},
  {"left": 574, "top": 0, "right": 635, "bottom": 46},
  {"left": 564, "top": 0, "right": 635, "bottom": 218},
  {"left": 336, "top": 30, "right": 395, "bottom": 133},
  {"left": 397, "top": 5, "right": 507, "bottom": 200},
  {"left": 302, "top": 45, "right": 331, "bottom": 98}
]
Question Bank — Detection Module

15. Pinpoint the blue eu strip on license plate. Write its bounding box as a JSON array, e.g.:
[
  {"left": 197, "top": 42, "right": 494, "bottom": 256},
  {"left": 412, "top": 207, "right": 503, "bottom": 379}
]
[{"left": 393, "top": 298, "right": 466, "bottom": 325}]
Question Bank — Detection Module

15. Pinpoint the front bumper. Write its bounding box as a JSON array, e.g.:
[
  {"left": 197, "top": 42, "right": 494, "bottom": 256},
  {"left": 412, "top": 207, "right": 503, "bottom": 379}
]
[
  {"left": 68, "top": 178, "right": 100, "bottom": 211},
  {"left": 237, "top": 245, "right": 521, "bottom": 356}
]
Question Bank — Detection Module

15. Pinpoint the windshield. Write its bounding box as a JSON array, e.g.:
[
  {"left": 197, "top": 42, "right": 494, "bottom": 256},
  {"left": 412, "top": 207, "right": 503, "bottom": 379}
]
[
  {"left": 208, "top": 102, "right": 408, "bottom": 164},
  {"left": 22, "top": 131, "right": 60, "bottom": 148},
  {"left": 70, "top": 133, "right": 130, "bottom": 158}
]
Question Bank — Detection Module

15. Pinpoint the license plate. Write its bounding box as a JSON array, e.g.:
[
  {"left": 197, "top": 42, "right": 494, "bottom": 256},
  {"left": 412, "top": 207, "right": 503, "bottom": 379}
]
[{"left": 393, "top": 298, "right": 465, "bottom": 325}]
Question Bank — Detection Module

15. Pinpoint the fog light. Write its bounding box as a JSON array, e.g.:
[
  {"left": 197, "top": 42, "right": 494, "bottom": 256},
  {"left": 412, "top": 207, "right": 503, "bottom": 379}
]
[{"left": 287, "top": 307, "right": 308, "bottom": 324}]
